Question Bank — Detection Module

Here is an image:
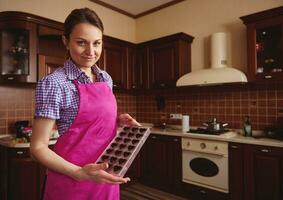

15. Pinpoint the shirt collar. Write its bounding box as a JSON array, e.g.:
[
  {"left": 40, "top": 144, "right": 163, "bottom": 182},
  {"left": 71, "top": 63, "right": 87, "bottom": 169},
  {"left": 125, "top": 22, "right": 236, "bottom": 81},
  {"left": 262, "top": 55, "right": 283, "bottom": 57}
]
[{"left": 64, "top": 59, "right": 105, "bottom": 81}]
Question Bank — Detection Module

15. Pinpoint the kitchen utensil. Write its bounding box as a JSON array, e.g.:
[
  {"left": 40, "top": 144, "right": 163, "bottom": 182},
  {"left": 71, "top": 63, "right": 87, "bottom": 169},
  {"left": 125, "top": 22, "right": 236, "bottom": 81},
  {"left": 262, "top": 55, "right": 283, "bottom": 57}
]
[
  {"left": 202, "top": 118, "right": 228, "bottom": 131},
  {"left": 96, "top": 126, "right": 150, "bottom": 177}
]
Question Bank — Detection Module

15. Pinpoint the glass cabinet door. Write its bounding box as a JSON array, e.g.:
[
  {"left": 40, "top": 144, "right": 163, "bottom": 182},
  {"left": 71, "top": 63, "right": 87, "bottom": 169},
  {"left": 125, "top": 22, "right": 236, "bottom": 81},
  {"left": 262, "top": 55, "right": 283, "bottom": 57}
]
[
  {"left": 256, "top": 25, "right": 282, "bottom": 74},
  {"left": 0, "top": 21, "right": 36, "bottom": 82},
  {"left": 1, "top": 29, "right": 29, "bottom": 75}
]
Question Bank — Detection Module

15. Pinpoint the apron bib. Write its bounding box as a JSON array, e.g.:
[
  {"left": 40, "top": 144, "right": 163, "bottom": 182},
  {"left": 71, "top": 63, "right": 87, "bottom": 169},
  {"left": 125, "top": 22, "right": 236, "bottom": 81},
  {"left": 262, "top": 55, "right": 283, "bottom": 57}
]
[{"left": 44, "top": 81, "right": 119, "bottom": 200}]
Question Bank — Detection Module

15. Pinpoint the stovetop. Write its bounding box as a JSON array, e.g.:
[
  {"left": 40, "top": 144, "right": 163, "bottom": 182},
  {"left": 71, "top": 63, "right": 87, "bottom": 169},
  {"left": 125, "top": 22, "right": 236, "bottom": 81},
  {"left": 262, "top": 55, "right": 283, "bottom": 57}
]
[{"left": 188, "top": 128, "right": 230, "bottom": 135}]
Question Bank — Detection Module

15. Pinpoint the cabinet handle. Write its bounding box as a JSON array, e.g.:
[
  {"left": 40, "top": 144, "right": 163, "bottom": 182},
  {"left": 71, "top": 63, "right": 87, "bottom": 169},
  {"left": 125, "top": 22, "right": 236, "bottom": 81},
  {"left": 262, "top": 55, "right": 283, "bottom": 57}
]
[
  {"left": 261, "top": 149, "right": 270, "bottom": 153},
  {"left": 264, "top": 75, "right": 272, "bottom": 79},
  {"left": 173, "top": 138, "right": 179, "bottom": 142},
  {"left": 151, "top": 136, "right": 157, "bottom": 139},
  {"left": 16, "top": 151, "right": 24, "bottom": 154},
  {"left": 7, "top": 77, "right": 14, "bottom": 80},
  {"left": 231, "top": 145, "right": 238, "bottom": 149},
  {"left": 200, "top": 190, "right": 206, "bottom": 194},
  {"left": 159, "top": 83, "right": 165, "bottom": 87}
]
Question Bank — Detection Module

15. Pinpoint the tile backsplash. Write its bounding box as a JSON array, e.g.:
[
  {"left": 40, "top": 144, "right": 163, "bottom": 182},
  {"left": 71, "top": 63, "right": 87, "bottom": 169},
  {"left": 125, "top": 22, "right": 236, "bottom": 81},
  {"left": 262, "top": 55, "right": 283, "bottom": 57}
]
[{"left": 0, "top": 81, "right": 281, "bottom": 135}]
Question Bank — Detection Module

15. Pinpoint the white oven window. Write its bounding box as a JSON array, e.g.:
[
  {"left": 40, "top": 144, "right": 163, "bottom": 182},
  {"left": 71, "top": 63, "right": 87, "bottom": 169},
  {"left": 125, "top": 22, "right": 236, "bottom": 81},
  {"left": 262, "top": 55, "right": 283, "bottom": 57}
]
[{"left": 182, "top": 150, "right": 228, "bottom": 193}]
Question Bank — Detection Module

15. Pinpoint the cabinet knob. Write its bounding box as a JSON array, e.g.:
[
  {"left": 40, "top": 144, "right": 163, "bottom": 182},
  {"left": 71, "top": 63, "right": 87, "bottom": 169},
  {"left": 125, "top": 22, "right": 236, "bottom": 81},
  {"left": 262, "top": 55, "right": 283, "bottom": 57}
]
[
  {"left": 200, "top": 142, "right": 206, "bottom": 149},
  {"left": 261, "top": 149, "right": 270, "bottom": 153},
  {"left": 159, "top": 83, "right": 165, "bottom": 87},
  {"left": 151, "top": 136, "right": 157, "bottom": 139},
  {"left": 231, "top": 145, "right": 238, "bottom": 149},
  {"left": 132, "top": 85, "right": 136, "bottom": 89},
  {"left": 113, "top": 84, "right": 118, "bottom": 88},
  {"left": 173, "top": 138, "right": 179, "bottom": 142},
  {"left": 16, "top": 151, "right": 24, "bottom": 154},
  {"left": 264, "top": 75, "right": 272, "bottom": 79},
  {"left": 200, "top": 190, "right": 206, "bottom": 194}
]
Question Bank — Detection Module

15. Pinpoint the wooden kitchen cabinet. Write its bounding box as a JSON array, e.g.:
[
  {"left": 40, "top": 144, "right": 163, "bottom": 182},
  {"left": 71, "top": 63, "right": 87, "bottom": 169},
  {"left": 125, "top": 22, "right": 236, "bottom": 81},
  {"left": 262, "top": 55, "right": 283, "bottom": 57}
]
[
  {"left": 99, "top": 36, "right": 136, "bottom": 90},
  {"left": 229, "top": 142, "right": 283, "bottom": 200},
  {"left": 138, "top": 33, "right": 194, "bottom": 89},
  {"left": 140, "top": 134, "right": 182, "bottom": 194},
  {"left": 0, "top": 146, "right": 51, "bottom": 200},
  {"left": 240, "top": 6, "right": 283, "bottom": 81},
  {"left": 0, "top": 13, "right": 37, "bottom": 83},
  {"left": 0, "top": 11, "right": 66, "bottom": 83}
]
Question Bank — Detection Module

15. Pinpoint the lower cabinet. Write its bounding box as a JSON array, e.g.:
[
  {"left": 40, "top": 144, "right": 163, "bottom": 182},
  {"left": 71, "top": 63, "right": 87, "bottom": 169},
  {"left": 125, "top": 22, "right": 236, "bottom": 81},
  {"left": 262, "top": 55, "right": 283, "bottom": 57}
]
[
  {"left": 0, "top": 146, "right": 51, "bottom": 200},
  {"left": 229, "top": 142, "right": 283, "bottom": 200},
  {"left": 139, "top": 134, "right": 182, "bottom": 195}
]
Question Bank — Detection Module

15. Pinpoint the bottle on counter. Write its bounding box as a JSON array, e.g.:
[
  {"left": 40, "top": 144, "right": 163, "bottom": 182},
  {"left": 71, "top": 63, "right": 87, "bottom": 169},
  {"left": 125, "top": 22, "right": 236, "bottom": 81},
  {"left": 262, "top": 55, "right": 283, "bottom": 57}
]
[{"left": 243, "top": 116, "right": 252, "bottom": 137}]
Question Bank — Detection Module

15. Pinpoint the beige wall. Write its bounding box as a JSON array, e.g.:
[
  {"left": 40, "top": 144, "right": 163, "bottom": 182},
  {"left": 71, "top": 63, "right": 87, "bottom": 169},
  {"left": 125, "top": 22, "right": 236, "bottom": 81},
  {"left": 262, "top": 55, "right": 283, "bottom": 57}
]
[
  {"left": 136, "top": 0, "right": 283, "bottom": 72},
  {"left": 0, "top": 0, "right": 136, "bottom": 42}
]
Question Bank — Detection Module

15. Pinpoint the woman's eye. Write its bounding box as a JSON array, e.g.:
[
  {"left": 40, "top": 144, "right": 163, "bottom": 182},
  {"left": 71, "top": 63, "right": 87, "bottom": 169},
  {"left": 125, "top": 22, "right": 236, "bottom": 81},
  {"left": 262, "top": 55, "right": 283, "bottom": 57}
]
[
  {"left": 93, "top": 41, "right": 102, "bottom": 47},
  {"left": 77, "top": 41, "right": 86, "bottom": 46}
]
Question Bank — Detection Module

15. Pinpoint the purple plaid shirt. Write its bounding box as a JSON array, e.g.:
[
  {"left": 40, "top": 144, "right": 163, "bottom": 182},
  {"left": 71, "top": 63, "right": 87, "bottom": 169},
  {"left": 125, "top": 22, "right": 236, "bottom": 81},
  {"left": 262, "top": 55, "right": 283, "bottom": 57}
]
[{"left": 35, "top": 59, "right": 113, "bottom": 135}]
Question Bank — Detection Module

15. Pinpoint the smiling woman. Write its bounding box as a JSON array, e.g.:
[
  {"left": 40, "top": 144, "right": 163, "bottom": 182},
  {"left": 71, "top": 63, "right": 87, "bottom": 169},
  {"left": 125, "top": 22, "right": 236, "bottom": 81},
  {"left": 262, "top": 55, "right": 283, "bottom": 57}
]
[{"left": 30, "top": 7, "right": 140, "bottom": 200}]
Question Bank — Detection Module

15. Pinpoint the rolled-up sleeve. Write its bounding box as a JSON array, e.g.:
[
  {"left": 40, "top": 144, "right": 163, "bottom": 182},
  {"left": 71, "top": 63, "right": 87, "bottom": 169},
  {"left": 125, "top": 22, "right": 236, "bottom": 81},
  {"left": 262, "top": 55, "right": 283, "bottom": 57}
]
[{"left": 35, "top": 78, "right": 62, "bottom": 119}]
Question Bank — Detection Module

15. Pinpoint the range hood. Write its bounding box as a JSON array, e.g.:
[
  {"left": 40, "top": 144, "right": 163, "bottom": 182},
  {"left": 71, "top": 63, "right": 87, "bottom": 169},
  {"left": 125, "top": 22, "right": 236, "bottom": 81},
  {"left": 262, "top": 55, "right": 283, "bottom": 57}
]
[{"left": 176, "top": 32, "right": 247, "bottom": 86}]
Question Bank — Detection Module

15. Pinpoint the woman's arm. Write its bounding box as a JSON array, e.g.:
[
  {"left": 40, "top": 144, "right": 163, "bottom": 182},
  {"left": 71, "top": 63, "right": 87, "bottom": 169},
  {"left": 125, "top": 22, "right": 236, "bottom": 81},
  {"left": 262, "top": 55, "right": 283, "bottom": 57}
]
[{"left": 30, "top": 118, "right": 129, "bottom": 184}]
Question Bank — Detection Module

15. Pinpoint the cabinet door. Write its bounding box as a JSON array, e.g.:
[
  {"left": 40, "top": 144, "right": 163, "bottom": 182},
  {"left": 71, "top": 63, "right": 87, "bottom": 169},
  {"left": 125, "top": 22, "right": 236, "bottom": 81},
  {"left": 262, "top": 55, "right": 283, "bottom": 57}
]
[
  {"left": 124, "top": 154, "right": 140, "bottom": 180},
  {"left": 126, "top": 45, "right": 138, "bottom": 90},
  {"left": 241, "top": 7, "right": 283, "bottom": 81},
  {"left": 136, "top": 46, "right": 150, "bottom": 89},
  {"left": 99, "top": 39, "right": 127, "bottom": 90},
  {"left": 140, "top": 134, "right": 182, "bottom": 193},
  {"left": 229, "top": 143, "right": 244, "bottom": 200},
  {"left": 38, "top": 25, "right": 65, "bottom": 58},
  {"left": 245, "top": 145, "right": 283, "bottom": 200},
  {"left": 149, "top": 42, "right": 177, "bottom": 88},
  {"left": 0, "top": 20, "right": 37, "bottom": 82},
  {"left": 7, "top": 148, "right": 41, "bottom": 200},
  {"left": 38, "top": 55, "right": 65, "bottom": 80}
]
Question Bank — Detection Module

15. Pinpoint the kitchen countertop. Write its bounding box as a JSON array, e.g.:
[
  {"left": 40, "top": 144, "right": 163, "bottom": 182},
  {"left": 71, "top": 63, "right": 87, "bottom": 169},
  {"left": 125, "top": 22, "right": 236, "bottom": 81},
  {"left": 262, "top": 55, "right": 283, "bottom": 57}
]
[
  {"left": 0, "top": 131, "right": 58, "bottom": 148},
  {"left": 1, "top": 125, "right": 283, "bottom": 148},
  {"left": 150, "top": 127, "right": 283, "bottom": 148}
]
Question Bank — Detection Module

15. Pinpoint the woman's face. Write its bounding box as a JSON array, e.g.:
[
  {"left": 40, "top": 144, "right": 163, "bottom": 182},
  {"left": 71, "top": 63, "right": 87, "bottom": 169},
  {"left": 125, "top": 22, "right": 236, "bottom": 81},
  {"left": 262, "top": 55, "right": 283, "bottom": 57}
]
[{"left": 64, "top": 23, "right": 103, "bottom": 69}]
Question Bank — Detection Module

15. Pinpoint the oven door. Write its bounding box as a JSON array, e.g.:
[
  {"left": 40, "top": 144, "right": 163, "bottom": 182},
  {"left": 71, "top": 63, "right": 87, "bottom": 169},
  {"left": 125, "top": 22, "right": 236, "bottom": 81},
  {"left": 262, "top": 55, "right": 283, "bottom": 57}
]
[{"left": 182, "top": 149, "right": 228, "bottom": 193}]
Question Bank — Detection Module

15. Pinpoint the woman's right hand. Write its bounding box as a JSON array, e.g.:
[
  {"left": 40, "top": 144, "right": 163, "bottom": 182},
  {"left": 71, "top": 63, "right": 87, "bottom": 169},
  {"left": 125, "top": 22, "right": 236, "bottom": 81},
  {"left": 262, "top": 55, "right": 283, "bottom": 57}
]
[{"left": 74, "top": 162, "right": 130, "bottom": 184}]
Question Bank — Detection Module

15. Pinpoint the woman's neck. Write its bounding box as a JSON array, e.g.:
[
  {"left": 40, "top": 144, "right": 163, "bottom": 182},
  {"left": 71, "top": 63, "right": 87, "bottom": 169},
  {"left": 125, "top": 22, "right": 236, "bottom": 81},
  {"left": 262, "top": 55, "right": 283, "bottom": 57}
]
[{"left": 80, "top": 67, "right": 96, "bottom": 82}]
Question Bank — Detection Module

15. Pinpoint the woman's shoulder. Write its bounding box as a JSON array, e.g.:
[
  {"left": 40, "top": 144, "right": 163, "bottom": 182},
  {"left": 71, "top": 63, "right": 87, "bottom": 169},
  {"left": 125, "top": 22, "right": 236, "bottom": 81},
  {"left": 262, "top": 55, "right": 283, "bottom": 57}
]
[{"left": 39, "top": 67, "right": 68, "bottom": 85}]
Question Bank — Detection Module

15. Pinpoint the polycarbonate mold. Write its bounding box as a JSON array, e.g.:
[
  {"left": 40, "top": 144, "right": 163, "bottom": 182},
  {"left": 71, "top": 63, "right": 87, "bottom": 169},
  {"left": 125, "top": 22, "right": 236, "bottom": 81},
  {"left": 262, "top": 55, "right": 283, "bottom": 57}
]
[{"left": 96, "top": 126, "right": 150, "bottom": 177}]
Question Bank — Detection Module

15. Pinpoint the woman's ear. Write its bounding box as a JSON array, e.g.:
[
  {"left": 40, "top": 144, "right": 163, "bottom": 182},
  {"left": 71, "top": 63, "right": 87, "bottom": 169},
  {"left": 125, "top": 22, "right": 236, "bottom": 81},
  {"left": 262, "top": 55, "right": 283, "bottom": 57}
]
[{"left": 62, "top": 35, "right": 69, "bottom": 49}]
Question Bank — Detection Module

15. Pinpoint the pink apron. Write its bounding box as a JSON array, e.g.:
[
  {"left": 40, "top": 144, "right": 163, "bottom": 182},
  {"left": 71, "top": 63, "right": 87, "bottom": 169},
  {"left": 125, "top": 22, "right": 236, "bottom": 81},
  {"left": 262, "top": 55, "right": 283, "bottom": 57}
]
[{"left": 44, "top": 81, "right": 119, "bottom": 200}]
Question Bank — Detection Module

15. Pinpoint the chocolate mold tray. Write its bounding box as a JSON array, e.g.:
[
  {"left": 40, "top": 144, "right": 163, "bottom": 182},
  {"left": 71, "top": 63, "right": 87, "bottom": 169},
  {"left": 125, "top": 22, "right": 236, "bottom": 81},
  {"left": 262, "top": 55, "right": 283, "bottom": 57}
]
[{"left": 96, "top": 126, "right": 150, "bottom": 177}]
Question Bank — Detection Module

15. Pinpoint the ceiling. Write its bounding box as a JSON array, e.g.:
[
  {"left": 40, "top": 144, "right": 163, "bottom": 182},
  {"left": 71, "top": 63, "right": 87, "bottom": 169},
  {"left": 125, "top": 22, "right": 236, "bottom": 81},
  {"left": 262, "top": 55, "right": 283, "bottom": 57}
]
[{"left": 89, "top": 0, "right": 185, "bottom": 18}]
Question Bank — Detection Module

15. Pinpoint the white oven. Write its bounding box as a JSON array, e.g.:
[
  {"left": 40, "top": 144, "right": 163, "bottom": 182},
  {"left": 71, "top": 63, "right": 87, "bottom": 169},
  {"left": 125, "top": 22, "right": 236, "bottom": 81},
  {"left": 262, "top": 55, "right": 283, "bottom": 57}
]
[{"left": 182, "top": 137, "right": 229, "bottom": 193}]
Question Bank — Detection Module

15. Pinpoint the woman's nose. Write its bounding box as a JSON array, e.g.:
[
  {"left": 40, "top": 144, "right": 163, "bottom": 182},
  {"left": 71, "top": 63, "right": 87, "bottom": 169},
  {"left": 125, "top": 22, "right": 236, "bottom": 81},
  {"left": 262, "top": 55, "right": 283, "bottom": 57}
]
[{"left": 85, "top": 44, "right": 94, "bottom": 55}]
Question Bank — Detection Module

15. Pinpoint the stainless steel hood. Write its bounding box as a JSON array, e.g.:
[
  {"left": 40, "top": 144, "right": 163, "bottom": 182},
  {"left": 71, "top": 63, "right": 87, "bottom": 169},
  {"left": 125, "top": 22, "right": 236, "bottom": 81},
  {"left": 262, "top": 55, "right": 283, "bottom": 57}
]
[{"left": 176, "top": 32, "right": 247, "bottom": 86}]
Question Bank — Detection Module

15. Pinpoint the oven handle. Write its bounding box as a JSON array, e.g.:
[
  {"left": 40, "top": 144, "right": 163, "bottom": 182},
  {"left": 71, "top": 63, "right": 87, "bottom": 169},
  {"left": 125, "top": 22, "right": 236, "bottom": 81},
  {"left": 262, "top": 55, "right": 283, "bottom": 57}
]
[{"left": 183, "top": 149, "right": 227, "bottom": 157}]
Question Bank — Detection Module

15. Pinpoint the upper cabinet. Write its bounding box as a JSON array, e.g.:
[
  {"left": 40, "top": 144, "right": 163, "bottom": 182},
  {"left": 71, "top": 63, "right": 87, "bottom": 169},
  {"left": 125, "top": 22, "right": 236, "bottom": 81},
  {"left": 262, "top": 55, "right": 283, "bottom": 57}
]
[
  {"left": 241, "top": 6, "right": 283, "bottom": 81},
  {"left": 138, "top": 33, "right": 194, "bottom": 89},
  {"left": 0, "top": 11, "right": 65, "bottom": 83},
  {"left": 0, "top": 13, "right": 37, "bottom": 82}
]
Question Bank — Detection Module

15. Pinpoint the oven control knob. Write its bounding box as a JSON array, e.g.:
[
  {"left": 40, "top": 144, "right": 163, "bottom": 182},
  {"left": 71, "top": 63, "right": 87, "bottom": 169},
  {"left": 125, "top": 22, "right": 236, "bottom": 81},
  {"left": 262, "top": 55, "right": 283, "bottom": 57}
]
[
  {"left": 214, "top": 146, "right": 218, "bottom": 150},
  {"left": 200, "top": 143, "right": 206, "bottom": 149}
]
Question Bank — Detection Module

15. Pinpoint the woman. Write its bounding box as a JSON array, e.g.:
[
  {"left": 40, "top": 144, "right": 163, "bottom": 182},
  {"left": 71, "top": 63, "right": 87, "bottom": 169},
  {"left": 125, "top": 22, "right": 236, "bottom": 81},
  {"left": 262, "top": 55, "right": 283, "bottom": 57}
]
[{"left": 30, "top": 8, "right": 140, "bottom": 200}]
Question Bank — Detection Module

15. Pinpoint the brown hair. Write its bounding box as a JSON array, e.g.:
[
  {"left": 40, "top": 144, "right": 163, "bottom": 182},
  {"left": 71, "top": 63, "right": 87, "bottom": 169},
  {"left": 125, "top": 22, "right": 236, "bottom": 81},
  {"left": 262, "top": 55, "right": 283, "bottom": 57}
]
[{"left": 64, "top": 8, "right": 104, "bottom": 39}]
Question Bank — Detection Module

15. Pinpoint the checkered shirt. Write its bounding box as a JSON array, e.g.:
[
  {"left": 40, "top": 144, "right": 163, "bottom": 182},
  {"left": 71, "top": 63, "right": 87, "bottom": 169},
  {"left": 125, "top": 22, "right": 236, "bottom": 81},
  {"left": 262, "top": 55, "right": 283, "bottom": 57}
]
[{"left": 35, "top": 59, "right": 113, "bottom": 135}]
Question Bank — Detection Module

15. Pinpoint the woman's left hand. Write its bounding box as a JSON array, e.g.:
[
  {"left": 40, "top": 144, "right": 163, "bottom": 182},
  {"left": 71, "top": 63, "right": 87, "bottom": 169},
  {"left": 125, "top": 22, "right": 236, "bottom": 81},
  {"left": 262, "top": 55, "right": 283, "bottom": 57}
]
[{"left": 118, "top": 113, "right": 141, "bottom": 127}]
